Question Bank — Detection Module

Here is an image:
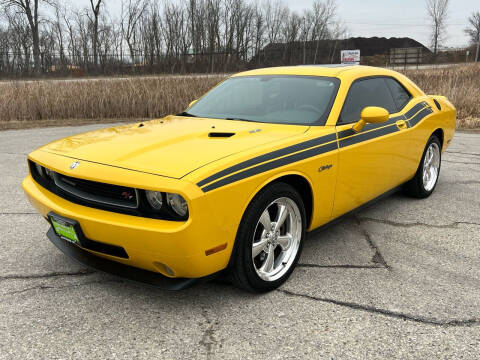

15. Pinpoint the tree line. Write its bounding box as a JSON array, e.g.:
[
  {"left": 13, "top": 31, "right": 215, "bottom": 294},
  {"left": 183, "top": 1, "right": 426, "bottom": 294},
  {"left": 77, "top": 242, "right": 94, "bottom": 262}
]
[
  {"left": 0, "top": 0, "right": 343, "bottom": 76},
  {"left": 0, "top": 0, "right": 478, "bottom": 77}
]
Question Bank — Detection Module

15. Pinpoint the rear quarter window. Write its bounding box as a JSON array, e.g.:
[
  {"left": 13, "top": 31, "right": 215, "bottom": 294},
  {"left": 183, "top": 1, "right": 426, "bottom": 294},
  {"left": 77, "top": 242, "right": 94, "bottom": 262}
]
[{"left": 385, "top": 78, "right": 412, "bottom": 111}]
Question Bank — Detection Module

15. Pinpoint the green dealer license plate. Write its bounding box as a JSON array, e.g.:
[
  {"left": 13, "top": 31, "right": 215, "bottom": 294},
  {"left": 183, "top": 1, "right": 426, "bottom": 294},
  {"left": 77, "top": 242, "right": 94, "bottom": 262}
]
[{"left": 49, "top": 215, "right": 80, "bottom": 245}]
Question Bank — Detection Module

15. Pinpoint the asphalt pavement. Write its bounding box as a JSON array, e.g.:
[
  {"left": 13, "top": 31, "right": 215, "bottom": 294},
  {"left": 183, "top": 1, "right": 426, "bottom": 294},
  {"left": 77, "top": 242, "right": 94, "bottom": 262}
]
[{"left": 0, "top": 125, "right": 479, "bottom": 359}]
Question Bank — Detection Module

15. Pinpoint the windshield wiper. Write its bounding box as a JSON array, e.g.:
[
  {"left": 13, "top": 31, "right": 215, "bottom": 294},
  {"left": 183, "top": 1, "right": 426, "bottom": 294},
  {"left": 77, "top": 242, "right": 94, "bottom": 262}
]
[
  {"left": 224, "top": 117, "right": 255, "bottom": 122},
  {"left": 177, "top": 111, "right": 197, "bottom": 117}
]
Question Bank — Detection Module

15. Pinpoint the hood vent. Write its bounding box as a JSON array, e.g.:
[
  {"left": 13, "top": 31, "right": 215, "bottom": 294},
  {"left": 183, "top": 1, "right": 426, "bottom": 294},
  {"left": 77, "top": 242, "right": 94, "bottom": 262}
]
[{"left": 208, "top": 132, "right": 235, "bottom": 138}]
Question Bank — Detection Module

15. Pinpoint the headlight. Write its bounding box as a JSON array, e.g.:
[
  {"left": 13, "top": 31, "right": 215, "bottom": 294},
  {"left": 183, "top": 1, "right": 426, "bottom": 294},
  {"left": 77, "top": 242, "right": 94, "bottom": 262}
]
[
  {"left": 35, "top": 163, "right": 44, "bottom": 177},
  {"left": 146, "top": 191, "right": 163, "bottom": 210},
  {"left": 166, "top": 193, "right": 188, "bottom": 217},
  {"left": 145, "top": 191, "right": 188, "bottom": 219},
  {"left": 44, "top": 167, "right": 54, "bottom": 179}
]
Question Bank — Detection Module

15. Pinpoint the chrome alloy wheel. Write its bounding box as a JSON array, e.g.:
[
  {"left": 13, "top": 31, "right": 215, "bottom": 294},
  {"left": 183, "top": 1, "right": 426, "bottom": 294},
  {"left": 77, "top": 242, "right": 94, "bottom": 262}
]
[
  {"left": 251, "top": 197, "right": 302, "bottom": 282},
  {"left": 422, "top": 142, "right": 441, "bottom": 192}
]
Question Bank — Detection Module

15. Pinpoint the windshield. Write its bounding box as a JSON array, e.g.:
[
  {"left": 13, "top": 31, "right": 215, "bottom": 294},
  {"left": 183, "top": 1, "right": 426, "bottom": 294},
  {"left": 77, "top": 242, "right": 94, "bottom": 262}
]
[{"left": 186, "top": 75, "right": 340, "bottom": 125}]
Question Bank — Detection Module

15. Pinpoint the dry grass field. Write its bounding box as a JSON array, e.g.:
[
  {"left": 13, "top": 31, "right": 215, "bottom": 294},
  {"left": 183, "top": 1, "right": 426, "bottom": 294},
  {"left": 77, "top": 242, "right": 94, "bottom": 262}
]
[
  {"left": 0, "top": 64, "right": 478, "bottom": 130},
  {"left": 402, "top": 64, "right": 480, "bottom": 129},
  {"left": 0, "top": 76, "right": 224, "bottom": 130}
]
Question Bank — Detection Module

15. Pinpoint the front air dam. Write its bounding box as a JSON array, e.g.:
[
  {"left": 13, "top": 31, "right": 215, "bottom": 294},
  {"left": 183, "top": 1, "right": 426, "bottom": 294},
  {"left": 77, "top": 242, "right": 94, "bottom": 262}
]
[{"left": 46, "top": 228, "right": 219, "bottom": 291}]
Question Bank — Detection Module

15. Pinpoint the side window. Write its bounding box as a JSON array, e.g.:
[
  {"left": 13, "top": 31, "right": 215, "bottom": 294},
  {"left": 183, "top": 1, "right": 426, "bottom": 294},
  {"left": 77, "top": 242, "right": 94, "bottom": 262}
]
[
  {"left": 385, "top": 78, "right": 412, "bottom": 111},
  {"left": 339, "top": 78, "right": 397, "bottom": 124}
]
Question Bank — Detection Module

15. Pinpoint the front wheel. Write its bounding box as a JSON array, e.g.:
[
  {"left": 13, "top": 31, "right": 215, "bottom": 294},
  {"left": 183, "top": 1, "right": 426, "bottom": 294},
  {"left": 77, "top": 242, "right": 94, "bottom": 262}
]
[
  {"left": 230, "top": 182, "right": 306, "bottom": 292},
  {"left": 404, "top": 135, "right": 442, "bottom": 198}
]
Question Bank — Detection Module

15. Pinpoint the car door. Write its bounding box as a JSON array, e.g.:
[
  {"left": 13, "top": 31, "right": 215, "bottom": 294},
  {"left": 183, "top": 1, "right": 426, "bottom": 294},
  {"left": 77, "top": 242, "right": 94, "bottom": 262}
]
[{"left": 332, "top": 76, "right": 414, "bottom": 219}]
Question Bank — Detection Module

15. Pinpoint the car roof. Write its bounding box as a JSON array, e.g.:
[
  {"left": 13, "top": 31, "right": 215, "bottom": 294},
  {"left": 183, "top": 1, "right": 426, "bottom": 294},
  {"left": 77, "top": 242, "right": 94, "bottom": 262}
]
[{"left": 233, "top": 65, "right": 401, "bottom": 80}]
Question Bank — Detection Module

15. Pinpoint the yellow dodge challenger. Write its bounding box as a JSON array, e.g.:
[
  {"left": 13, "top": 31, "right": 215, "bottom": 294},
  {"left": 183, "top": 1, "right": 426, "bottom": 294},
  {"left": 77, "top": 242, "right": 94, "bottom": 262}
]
[{"left": 23, "top": 65, "right": 456, "bottom": 292}]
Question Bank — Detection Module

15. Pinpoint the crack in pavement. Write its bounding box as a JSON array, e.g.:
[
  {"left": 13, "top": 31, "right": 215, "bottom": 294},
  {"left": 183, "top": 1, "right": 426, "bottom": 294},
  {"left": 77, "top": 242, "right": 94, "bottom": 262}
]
[
  {"left": 0, "top": 270, "right": 96, "bottom": 281},
  {"left": 297, "top": 263, "right": 383, "bottom": 269},
  {"left": 277, "top": 289, "right": 480, "bottom": 327},
  {"left": 442, "top": 159, "right": 480, "bottom": 165},
  {"left": 199, "top": 307, "right": 220, "bottom": 359},
  {"left": 444, "top": 180, "right": 480, "bottom": 185},
  {"left": 4, "top": 284, "right": 55, "bottom": 296},
  {"left": 445, "top": 151, "right": 480, "bottom": 157},
  {"left": 0, "top": 212, "right": 37, "bottom": 215},
  {"left": 47, "top": 279, "right": 123, "bottom": 295},
  {"left": 354, "top": 216, "right": 391, "bottom": 270},
  {"left": 1, "top": 152, "right": 28, "bottom": 156},
  {"left": 358, "top": 217, "right": 480, "bottom": 229},
  {"left": 3, "top": 279, "right": 122, "bottom": 297}
]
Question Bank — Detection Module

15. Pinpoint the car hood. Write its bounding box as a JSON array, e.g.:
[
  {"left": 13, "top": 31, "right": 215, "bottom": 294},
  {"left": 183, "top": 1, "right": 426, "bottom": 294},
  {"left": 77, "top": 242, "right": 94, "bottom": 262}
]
[{"left": 39, "top": 116, "right": 309, "bottom": 179}]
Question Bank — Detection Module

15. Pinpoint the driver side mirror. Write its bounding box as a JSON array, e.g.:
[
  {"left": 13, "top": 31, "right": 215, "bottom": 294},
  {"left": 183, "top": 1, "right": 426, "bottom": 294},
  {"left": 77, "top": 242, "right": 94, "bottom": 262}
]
[
  {"left": 352, "top": 106, "right": 389, "bottom": 133},
  {"left": 188, "top": 99, "right": 198, "bottom": 108}
]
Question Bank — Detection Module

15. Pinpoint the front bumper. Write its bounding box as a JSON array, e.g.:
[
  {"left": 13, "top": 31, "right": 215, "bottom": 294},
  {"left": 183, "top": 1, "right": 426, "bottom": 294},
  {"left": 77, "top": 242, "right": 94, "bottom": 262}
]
[
  {"left": 22, "top": 173, "right": 236, "bottom": 279},
  {"left": 46, "top": 228, "right": 214, "bottom": 290}
]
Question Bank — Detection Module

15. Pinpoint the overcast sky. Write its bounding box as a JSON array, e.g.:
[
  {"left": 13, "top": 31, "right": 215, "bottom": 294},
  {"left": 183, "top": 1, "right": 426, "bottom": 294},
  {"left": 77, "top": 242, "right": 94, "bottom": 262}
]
[{"left": 69, "top": 0, "right": 477, "bottom": 48}]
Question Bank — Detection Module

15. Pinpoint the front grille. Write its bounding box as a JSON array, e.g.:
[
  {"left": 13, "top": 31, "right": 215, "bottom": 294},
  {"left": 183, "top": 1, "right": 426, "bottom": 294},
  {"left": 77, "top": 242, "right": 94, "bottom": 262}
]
[
  {"left": 53, "top": 172, "right": 139, "bottom": 209},
  {"left": 29, "top": 160, "right": 141, "bottom": 215}
]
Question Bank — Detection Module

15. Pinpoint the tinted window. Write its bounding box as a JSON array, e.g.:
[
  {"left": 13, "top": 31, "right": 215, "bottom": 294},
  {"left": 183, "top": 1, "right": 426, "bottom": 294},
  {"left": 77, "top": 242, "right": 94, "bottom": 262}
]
[
  {"left": 187, "top": 76, "right": 339, "bottom": 125},
  {"left": 385, "top": 78, "right": 412, "bottom": 110},
  {"left": 339, "top": 78, "right": 397, "bottom": 124}
]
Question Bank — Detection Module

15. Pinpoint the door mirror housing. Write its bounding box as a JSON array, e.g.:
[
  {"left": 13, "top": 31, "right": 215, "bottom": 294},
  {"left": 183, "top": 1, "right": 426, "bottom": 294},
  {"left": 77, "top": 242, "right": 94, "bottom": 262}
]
[
  {"left": 188, "top": 99, "right": 198, "bottom": 108},
  {"left": 352, "top": 106, "right": 389, "bottom": 133}
]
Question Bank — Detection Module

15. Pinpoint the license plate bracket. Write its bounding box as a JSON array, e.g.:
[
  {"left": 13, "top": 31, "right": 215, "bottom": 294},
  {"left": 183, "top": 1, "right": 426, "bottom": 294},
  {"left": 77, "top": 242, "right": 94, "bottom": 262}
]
[{"left": 48, "top": 213, "right": 81, "bottom": 245}]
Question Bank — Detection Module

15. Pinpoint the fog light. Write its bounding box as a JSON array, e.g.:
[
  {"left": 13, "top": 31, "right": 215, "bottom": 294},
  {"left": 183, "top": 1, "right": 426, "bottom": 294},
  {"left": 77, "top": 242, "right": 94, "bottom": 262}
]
[{"left": 154, "top": 262, "right": 175, "bottom": 277}]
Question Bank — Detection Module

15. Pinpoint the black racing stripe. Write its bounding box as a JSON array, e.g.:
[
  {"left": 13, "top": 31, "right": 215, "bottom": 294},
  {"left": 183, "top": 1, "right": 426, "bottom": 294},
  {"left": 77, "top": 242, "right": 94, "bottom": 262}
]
[
  {"left": 409, "top": 107, "right": 433, "bottom": 127},
  {"left": 361, "top": 115, "right": 406, "bottom": 132},
  {"left": 337, "top": 128, "right": 356, "bottom": 138},
  {"left": 404, "top": 102, "right": 427, "bottom": 119},
  {"left": 202, "top": 142, "right": 338, "bottom": 192},
  {"left": 197, "top": 133, "right": 337, "bottom": 187},
  {"left": 337, "top": 115, "right": 405, "bottom": 139},
  {"left": 198, "top": 102, "right": 429, "bottom": 191},
  {"left": 339, "top": 124, "right": 398, "bottom": 148}
]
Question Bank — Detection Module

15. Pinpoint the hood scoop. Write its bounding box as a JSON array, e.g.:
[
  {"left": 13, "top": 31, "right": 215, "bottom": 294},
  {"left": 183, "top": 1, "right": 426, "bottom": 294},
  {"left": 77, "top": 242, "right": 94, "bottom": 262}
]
[{"left": 208, "top": 132, "right": 235, "bottom": 138}]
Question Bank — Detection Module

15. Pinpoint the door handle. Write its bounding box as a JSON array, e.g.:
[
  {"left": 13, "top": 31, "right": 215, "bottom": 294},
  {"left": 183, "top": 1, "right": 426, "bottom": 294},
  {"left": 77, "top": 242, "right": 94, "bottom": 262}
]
[{"left": 396, "top": 120, "right": 407, "bottom": 130}]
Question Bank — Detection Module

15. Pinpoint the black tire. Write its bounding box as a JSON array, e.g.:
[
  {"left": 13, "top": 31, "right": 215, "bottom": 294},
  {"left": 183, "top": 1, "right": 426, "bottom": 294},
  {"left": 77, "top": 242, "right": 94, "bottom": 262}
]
[
  {"left": 404, "top": 135, "right": 442, "bottom": 198},
  {"left": 229, "top": 182, "right": 306, "bottom": 292}
]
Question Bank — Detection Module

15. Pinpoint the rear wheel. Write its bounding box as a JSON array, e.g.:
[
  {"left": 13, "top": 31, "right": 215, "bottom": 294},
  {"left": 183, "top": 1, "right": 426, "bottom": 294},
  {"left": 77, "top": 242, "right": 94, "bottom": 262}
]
[
  {"left": 230, "top": 182, "right": 306, "bottom": 292},
  {"left": 404, "top": 135, "right": 441, "bottom": 198}
]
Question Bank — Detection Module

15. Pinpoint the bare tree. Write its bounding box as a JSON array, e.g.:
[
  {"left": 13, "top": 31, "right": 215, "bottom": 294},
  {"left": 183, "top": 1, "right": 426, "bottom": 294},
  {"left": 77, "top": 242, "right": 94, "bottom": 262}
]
[
  {"left": 426, "top": 0, "right": 449, "bottom": 57},
  {"left": 121, "top": 0, "right": 148, "bottom": 62},
  {"left": 74, "top": 9, "right": 90, "bottom": 69},
  {"left": 262, "top": 0, "right": 287, "bottom": 62},
  {"left": 263, "top": 0, "right": 287, "bottom": 45},
  {"left": 465, "top": 11, "right": 480, "bottom": 62},
  {"left": 252, "top": 4, "right": 265, "bottom": 66},
  {"left": 282, "top": 11, "right": 301, "bottom": 62},
  {"left": 299, "top": 10, "right": 314, "bottom": 64},
  {"left": 206, "top": 0, "right": 221, "bottom": 73},
  {"left": 88, "top": 0, "right": 103, "bottom": 67},
  {"left": 5, "top": 9, "right": 32, "bottom": 71},
  {"left": 0, "top": 0, "right": 52, "bottom": 73},
  {"left": 328, "top": 21, "right": 347, "bottom": 63},
  {"left": 50, "top": 2, "right": 66, "bottom": 67},
  {"left": 311, "top": 0, "right": 336, "bottom": 64}
]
